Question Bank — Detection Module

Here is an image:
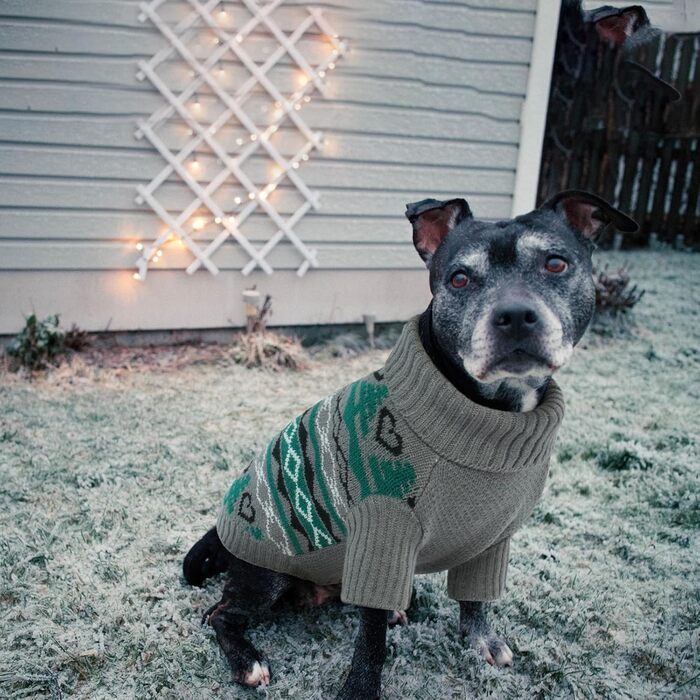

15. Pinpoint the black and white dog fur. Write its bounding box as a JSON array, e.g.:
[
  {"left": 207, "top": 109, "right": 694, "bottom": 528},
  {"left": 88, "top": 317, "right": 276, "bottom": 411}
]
[{"left": 183, "top": 190, "right": 637, "bottom": 698}]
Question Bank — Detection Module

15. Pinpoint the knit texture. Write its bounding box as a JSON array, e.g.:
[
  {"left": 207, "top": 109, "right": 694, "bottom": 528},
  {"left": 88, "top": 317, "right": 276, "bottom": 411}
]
[{"left": 217, "top": 317, "right": 565, "bottom": 610}]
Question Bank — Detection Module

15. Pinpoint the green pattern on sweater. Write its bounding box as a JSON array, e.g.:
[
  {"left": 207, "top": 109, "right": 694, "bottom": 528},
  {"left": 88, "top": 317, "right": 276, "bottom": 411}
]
[{"left": 220, "top": 374, "right": 417, "bottom": 556}]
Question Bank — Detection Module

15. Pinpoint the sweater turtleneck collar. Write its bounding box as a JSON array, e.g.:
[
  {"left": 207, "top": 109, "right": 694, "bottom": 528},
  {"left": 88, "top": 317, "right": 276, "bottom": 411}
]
[{"left": 383, "top": 317, "right": 566, "bottom": 472}]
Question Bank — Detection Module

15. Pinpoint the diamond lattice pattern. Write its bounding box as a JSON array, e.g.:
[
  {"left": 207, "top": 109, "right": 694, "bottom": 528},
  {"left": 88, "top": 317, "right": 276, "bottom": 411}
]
[{"left": 133, "top": 0, "right": 346, "bottom": 280}]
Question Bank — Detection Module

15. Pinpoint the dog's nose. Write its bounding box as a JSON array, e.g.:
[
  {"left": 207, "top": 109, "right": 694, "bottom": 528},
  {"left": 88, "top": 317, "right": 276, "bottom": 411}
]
[{"left": 492, "top": 302, "right": 540, "bottom": 336}]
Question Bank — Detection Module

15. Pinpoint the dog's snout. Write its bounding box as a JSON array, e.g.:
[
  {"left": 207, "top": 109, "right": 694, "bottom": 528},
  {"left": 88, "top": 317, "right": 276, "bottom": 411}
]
[{"left": 492, "top": 302, "right": 540, "bottom": 336}]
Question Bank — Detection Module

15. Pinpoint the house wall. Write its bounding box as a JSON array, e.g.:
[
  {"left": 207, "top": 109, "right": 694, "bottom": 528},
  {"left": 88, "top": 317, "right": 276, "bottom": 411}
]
[{"left": 0, "top": 0, "right": 542, "bottom": 333}]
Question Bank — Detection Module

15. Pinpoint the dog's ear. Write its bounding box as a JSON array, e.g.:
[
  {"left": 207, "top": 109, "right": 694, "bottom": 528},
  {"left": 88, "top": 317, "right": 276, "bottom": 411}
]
[
  {"left": 587, "top": 5, "right": 649, "bottom": 46},
  {"left": 542, "top": 190, "right": 638, "bottom": 241},
  {"left": 405, "top": 198, "right": 472, "bottom": 265}
]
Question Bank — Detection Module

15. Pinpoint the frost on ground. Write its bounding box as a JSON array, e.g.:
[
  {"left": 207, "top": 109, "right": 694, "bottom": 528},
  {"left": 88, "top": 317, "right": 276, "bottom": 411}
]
[{"left": 1, "top": 251, "right": 698, "bottom": 699}]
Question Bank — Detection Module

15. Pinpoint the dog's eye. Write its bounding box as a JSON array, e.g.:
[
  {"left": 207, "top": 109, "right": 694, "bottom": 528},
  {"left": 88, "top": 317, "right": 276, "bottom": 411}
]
[
  {"left": 450, "top": 271, "right": 469, "bottom": 289},
  {"left": 545, "top": 256, "right": 568, "bottom": 273}
]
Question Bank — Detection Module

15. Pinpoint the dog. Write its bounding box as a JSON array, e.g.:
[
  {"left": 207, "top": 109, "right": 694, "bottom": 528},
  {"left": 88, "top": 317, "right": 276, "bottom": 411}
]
[{"left": 183, "top": 190, "right": 637, "bottom": 699}]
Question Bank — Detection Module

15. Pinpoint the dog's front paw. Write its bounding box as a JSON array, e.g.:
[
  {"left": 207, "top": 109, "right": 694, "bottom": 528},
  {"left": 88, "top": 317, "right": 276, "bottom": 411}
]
[
  {"left": 236, "top": 659, "right": 271, "bottom": 687},
  {"left": 467, "top": 632, "right": 513, "bottom": 667},
  {"left": 387, "top": 609, "right": 408, "bottom": 626}
]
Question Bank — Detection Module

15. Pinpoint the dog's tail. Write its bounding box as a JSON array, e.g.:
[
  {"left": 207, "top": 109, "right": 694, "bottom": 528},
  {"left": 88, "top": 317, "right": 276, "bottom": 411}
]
[{"left": 183, "top": 526, "right": 232, "bottom": 587}]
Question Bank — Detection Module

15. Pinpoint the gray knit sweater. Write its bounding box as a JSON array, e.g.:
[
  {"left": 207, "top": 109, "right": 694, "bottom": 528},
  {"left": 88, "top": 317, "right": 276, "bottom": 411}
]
[{"left": 217, "top": 317, "right": 565, "bottom": 611}]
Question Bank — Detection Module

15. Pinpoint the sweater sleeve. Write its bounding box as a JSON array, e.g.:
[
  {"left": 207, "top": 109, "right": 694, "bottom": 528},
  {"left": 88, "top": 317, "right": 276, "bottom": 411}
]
[
  {"left": 447, "top": 537, "right": 511, "bottom": 602},
  {"left": 341, "top": 496, "right": 423, "bottom": 611}
]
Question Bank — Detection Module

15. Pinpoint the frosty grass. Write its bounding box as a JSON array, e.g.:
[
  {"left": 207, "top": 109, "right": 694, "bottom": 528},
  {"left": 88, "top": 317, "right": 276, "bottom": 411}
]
[{"left": 1, "top": 251, "right": 698, "bottom": 699}]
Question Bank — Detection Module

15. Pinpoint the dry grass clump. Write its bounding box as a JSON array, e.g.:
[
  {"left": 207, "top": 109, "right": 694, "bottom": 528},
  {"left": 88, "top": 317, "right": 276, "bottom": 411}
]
[{"left": 230, "top": 330, "right": 309, "bottom": 370}]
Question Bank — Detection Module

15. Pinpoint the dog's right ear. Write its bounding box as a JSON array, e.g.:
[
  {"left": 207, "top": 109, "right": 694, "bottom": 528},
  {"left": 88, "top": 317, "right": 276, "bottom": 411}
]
[{"left": 405, "top": 198, "right": 472, "bottom": 266}]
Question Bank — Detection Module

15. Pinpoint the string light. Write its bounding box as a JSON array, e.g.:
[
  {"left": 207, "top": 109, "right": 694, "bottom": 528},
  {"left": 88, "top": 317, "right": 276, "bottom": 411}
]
[{"left": 132, "top": 8, "right": 346, "bottom": 282}]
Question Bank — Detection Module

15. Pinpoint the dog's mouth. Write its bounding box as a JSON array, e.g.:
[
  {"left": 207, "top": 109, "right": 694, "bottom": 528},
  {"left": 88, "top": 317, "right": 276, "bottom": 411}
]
[{"left": 482, "top": 348, "right": 556, "bottom": 379}]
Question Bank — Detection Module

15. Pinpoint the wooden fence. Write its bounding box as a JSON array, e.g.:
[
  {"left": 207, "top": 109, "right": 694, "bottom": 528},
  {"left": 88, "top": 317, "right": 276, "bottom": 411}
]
[{"left": 539, "top": 24, "right": 699, "bottom": 249}]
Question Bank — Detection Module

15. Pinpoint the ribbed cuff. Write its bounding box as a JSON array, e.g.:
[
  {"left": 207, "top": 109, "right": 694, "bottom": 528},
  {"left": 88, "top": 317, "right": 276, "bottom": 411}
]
[
  {"left": 341, "top": 496, "right": 423, "bottom": 611},
  {"left": 447, "top": 538, "right": 510, "bottom": 601}
]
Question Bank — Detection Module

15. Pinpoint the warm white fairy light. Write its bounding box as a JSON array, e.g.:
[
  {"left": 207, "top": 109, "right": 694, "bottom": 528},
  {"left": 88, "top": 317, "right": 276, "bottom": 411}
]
[
  {"left": 135, "top": 242, "right": 144, "bottom": 251},
  {"left": 214, "top": 216, "right": 222, "bottom": 224},
  {"left": 234, "top": 196, "right": 242, "bottom": 204},
  {"left": 133, "top": 272, "right": 142, "bottom": 280},
  {"left": 235, "top": 137, "right": 244, "bottom": 146}
]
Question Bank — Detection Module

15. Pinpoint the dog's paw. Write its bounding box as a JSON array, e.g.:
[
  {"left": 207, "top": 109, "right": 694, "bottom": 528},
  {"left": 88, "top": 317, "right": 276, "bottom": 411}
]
[
  {"left": 387, "top": 609, "right": 408, "bottom": 626},
  {"left": 468, "top": 633, "right": 513, "bottom": 667},
  {"left": 237, "top": 660, "right": 271, "bottom": 687}
]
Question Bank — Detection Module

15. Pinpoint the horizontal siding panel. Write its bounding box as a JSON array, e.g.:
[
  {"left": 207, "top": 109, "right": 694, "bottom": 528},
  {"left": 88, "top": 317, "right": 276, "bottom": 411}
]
[
  {"left": 0, "top": 239, "right": 423, "bottom": 271},
  {"left": 0, "top": 145, "right": 515, "bottom": 191},
  {"left": 0, "top": 115, "right": 519, "bottom": 167},
  {"left": 0, "top": 56, "right": 524, "bottom": 119},
  {"left": 0, "top": 17, "right": 532, "bottom": 66},
  {"left": 0, "top": 212, "right": 424, "bottom": 243},
  {"left": 0, "top": 83, "right": 520, "bottom": 140},
  {"left": 0, "top": 177, "right": 512, "bottom": 217},
  {"left": 0, "top": 1, "right": 534, "bottom": 39}
]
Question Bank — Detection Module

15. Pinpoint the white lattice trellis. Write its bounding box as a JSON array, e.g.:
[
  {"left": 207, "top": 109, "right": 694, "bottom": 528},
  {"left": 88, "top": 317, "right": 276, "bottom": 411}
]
[{"left": 133, "top": 0, "right": 347, "bottom": 280}]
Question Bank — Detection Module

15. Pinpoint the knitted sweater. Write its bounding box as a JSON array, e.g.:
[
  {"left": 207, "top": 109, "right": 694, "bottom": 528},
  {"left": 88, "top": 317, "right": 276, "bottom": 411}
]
[{"left": 217, "top": 317, "right": 565, "bottom": 611}]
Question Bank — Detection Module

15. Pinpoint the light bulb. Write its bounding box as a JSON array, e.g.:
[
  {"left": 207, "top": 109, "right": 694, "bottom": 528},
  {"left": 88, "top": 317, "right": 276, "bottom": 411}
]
[
  {"left": 214, "top": 217, "right": 222, "bottom": 224},
  {"left": 248, "top": 192, "right": 256, "bottom": 200},
  {"left": 133, "top": 272, "right": 142, "bottom": 280},
  {"left": 329, "top": 62, "right": 336, "bottom": 70},
  {"left": 135, "top": 242, "right": 144, "bottom": 251},
  {"left": 236, "top": 137, "right": 244, "bottom": 146},
  {"left": 234, "top": 196, "right": 242, "bottom": 204},
  {"left": 250, "top": 134, "right": 257, "bottom": 141},
  {"left": 292, "top": 162, "right": 299, "bottom": 169}
]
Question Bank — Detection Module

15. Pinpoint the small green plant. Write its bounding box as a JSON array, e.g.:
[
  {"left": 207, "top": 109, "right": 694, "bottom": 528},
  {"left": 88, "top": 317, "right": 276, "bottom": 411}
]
[{"left": 5, "top": 314, "right": 89, "bottom": 371}]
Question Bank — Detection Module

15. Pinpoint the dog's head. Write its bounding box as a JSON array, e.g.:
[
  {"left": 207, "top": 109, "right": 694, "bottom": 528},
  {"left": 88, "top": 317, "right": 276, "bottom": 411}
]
[{"left": 406, "top": 190, "right": 637, "bottom": 384}]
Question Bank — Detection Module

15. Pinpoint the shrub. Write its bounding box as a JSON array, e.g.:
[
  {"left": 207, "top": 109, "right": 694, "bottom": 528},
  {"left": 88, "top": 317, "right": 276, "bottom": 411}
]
[
  {"left": 593, "top": 264, "right": 645, "bottom": 316},
  {"left": 5, "top": 314, "right": 89, "bottom": 371}
]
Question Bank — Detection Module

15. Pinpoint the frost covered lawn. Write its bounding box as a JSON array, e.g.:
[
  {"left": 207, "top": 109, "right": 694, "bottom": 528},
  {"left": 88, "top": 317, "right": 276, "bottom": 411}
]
[{"left": 1, "top": 251, "right": 698, "bottom": 699}]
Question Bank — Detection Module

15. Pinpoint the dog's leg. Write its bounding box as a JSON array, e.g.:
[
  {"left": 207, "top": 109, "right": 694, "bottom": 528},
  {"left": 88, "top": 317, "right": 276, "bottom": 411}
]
[
  {"left": 336, "top": 606, "right": 388, "bottom": 700},
  {"left": 204, "top": 556, "right": 294, "bottom": 688},
  {"left": 459, "top": 601, "right": 513, "bottom": 667},
  {"left": 387, "top": 584, "right": 416, "bottom": 626}
]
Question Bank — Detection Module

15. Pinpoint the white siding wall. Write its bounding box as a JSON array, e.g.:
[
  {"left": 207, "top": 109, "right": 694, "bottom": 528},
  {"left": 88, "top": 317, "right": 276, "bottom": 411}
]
[{"left": 0, "top": 0, "right": 538, "bottom": 333}]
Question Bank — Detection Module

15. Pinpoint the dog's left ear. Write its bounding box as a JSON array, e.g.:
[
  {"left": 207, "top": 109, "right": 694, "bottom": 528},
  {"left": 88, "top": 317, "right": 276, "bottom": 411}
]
[
  {"left": 542, "top": 190, "right": 638, "bottom": 241},
  {"left": 405, "top": 197, "right": 472, "bottom": 265}
]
